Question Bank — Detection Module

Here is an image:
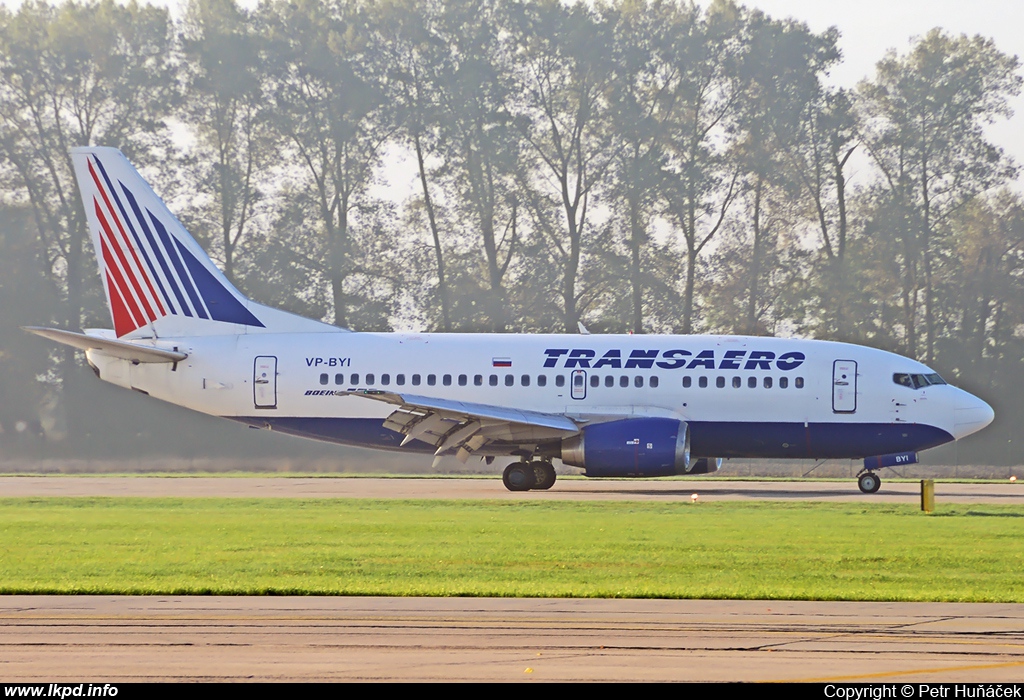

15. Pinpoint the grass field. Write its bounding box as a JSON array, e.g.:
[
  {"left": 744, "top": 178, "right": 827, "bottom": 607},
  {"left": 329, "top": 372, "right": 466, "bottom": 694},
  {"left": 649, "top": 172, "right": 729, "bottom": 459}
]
[{"left": 1, "top": 497, "right": 1022, "bottom": 601}]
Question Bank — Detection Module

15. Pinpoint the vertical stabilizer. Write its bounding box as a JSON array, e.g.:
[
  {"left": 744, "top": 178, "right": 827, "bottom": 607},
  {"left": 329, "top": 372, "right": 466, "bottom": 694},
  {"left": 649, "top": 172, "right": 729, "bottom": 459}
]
[{"left": 70, "top": 147, "right": 339, "bottom": 337}]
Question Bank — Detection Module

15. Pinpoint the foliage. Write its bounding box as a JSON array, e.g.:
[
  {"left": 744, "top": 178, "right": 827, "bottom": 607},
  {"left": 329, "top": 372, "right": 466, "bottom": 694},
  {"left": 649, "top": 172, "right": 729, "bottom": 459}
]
[{"left": 2, "top": 0, "right": 1024, "bottom": 463}]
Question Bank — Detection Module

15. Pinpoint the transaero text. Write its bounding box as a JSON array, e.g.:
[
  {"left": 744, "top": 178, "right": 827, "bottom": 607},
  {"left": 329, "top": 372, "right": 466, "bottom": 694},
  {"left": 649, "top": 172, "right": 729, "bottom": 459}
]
[{"left": 543, "top": 348, "right": 806, "bottom": 371}]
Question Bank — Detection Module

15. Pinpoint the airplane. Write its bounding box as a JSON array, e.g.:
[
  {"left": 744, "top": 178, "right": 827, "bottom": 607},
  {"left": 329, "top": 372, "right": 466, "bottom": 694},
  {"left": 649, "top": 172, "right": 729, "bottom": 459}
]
[{"left": 25, "top": 147, "right": 995, "bottom": 494}]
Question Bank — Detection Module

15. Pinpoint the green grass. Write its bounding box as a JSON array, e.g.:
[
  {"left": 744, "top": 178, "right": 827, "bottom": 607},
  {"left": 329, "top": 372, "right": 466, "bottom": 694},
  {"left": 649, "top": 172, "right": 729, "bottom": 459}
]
[{"left": 1, "top": 498, "right": 1022, "bottom": 601}]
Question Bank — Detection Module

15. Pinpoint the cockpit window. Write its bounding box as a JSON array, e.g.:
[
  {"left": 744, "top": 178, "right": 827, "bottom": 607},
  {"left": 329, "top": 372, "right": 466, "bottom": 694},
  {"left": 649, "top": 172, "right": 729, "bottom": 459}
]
[{"left": 893, "top": 372, "right": 947, "bottom": 389}]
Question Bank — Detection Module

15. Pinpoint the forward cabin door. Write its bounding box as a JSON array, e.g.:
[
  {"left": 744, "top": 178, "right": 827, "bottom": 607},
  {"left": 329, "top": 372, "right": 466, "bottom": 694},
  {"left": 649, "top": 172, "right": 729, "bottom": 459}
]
[
  {"left": 832, "top": 360, "right": 857, "bottom": 413},
  {"left": 254, "top": 356, "right": 278, "bottom": 409}
]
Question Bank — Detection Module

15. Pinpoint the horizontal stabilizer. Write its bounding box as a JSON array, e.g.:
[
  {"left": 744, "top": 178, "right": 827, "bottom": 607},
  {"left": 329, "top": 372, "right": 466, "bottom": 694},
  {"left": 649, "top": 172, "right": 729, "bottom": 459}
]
[{"left": 22, "top": 327, "right": 187, "bottom": 364}]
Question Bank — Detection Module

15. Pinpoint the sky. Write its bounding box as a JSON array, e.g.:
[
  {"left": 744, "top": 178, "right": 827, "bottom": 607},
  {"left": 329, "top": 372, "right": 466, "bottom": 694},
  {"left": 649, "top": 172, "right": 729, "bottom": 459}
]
[{"left": 2, "top": 0, "right": 1023, "bottom": 186}]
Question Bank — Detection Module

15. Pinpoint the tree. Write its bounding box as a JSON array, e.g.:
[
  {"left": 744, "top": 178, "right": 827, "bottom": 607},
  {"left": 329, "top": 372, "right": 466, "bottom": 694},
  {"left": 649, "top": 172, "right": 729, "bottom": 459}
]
[
  {"left": 0, "top": 0, "right": 177, "bottom": 436},
  {"left": 657, "top": 0, "right": 745, "bottom": 334},
  {"left": 262, "top": 0, "right": 390, "bottom": 329},
  {"left": 507, "top": 0, "right": 616, "bottom": 333},
  {"left": 858, "top": 29, "right": 1021, "bottom": 361},
  {"left": 180, "top": 0, "right": 274, "bottom": 286},
  {"left": 602, "top": 0, "right": 680, "bottom": 333}
]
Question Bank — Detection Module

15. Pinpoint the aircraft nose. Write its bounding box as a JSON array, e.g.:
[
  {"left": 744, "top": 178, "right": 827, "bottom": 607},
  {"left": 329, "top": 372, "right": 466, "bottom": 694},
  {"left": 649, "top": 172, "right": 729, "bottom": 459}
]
[{"left": 952, "top": 390, "right": 995, "bottom": 439}]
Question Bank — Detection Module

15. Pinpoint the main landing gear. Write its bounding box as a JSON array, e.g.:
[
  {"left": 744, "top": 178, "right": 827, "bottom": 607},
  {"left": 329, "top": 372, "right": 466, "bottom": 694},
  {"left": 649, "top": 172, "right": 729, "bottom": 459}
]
[
  {"left": 503, "top": 461, "right": 556, "bottom": 492},
  {"left": 857, "top": 471, "right": 881, "bottom": 494}
]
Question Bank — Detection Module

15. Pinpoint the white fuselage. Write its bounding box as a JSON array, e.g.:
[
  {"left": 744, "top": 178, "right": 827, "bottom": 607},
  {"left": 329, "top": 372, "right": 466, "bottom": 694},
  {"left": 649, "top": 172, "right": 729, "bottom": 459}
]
[{"left": 85, "top": 331, "right": 994, "bottom": 462}]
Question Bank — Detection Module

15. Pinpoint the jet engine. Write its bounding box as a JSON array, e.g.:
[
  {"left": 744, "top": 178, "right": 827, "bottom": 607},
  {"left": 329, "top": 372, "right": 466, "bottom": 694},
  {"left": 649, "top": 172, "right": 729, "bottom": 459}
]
[{"left": 560, "top": 418, "right": 691, "bottom": 477}]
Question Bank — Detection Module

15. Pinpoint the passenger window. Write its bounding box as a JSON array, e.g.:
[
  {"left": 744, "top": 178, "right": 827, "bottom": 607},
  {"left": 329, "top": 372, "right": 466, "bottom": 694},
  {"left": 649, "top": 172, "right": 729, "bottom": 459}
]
[
  {"left": 590, "top": 375, "right": 599, "bottom": 388},
  {"left": 634, "top": 376, "right": 644, "bottom": 388},
  {"left": 442, "top": 374, "right": 452, "bottom": 386},
  {"left": 396, "top": 374, "right": 405, "bottom": 386},
  {"left": 619, "top": 376, "right": 628, "bottom": 388},
  {"left": 335, "top": 373, "right": 344, "bottom": 385},
  {"left": 538, "top": 375, "right": 547, "bottom": 387},
  {"left": 732, "top": 376, "right": 741, "bottom": 388},
  {"left": 504, "top": 374, "right": 513, "bottom": 387},
  {"left": 747, "top": 376, "right": 756, "bottom": 388},
  {"left": 574, "top": 374, "right": 584, "bottom": 387},
  {"left": 650, "top": 376, "right": 659, "bottom": 388},
  {"left": 381, "top": 374, "right": 390, "bottom": 386},
  {"left": 474, "top": 375, "right": 483, "bottom": 386},
  {"left": 412, "top": 374, "right": 420, "bottom": 386},
  {"left": 458, "top": 374, "right": 467, "bottom": 386},
  {"left": 780, "top": 377, "right": 788, "bottom": 389},
  {"left": 683, "top": 376, "right": 692, "bottom": 388},
  {"left": 427, "top": 374, "right": 436, "bottom": 386},
  {"left": 489, "top": 375, "right": 498, "bottom": 386},
  {"left": 699, "top": 376, "right": 708, "bottom": 388},
  {"left": 605, "top": 375, "right": 614, "bottom": 388},
  {"left": 366, "top": 373, "right": 375, "bottom": 385},
  {"left": 555, "top": 375, "right": 565, "bottom": 387},
  {"left": 795, "top": 377, "right": 804, "bottom": 389},
  {"left": 763, "top": 376, "right": 772, "bottom": 389},
  {"left": 716, "top": 377, "right": 725, "bottom": 388},
  {"left": 320, "top": 373, "right": 328, "bottom": 385},
  {"left": 522, "top": 375, "right": 530, "bottom": 387},
  {"left": 350, "top": 373, "right": 359, "bottom": 385}
]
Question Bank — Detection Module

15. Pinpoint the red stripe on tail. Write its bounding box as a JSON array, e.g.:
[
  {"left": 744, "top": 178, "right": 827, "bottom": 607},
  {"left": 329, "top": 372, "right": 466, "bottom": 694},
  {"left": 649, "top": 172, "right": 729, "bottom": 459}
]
[
  {"left": 94, "top": 199, "right": 157, "bottom": 322},
  {"left": 106, "top": 273, "right": 138, "bottom": 337},
  {"left": 87, "top": 159, "right": 166, "bottom": 316},
  {"left": 98, "top": 226, "right": 146, "bottom": 333}
]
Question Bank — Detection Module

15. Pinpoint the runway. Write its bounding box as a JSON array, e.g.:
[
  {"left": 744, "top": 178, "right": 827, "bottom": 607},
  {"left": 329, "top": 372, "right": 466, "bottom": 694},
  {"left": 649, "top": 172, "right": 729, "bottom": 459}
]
[
  {"left": 2, "top": 476, "right": 1022, "bottom": 682},
  {"left": 2, "top": 596, "right": 1023, "bottom": 682},
  {"left": 1, "top": 474, "right": 1022, "bottom": 503}
]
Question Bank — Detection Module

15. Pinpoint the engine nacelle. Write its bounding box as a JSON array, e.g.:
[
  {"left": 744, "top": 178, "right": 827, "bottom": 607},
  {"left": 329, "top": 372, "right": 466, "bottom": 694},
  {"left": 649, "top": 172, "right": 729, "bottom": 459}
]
[{"left": 561, "top": 418, "right": 691, "bottom": 477}]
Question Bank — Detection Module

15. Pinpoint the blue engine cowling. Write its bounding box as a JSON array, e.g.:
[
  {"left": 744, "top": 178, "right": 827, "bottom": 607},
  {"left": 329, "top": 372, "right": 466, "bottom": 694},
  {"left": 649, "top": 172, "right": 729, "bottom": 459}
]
[{"left": 560, "top": 418, "right": 691, "bottom": 477}]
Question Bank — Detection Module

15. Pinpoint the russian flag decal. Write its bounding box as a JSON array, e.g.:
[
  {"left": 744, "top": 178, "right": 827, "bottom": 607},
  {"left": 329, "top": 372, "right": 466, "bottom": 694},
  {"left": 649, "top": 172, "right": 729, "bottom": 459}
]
[{"left": 492, "top": 358, "right": 512, "bottom": 368}]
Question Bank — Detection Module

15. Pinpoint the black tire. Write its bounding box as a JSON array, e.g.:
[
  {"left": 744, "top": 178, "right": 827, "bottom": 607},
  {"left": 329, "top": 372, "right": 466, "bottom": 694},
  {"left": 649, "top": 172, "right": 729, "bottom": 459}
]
[
  {"left": 503, "top": 463, "right": 536, "bottom": 492},
  {"left": 858, "top": 472, "right": 881, "bottom": 494},
  {"left": 532, "top": 462, "right": 556, "bottom": 490}
]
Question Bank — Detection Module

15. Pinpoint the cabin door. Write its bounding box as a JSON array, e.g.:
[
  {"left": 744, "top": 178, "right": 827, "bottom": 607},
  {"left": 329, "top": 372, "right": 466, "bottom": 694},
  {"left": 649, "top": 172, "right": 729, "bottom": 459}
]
[
  {"left": 254, "top": 356, "right": 278, "bottom": 409},
  {"left": 571, "top": 370, "right": 587, "bottom": 400},
  {"left": 832, "top": 360, "right": 857, "bottom": 413}
]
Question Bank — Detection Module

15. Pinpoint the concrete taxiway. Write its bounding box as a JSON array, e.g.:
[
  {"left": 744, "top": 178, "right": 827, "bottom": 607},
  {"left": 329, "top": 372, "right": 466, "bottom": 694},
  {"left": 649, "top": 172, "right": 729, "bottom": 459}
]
[
  {"left": 0, "top": 475, "right": 1022, "bottom": 503},
  {"left": 1, "top": 596, "right": 1023, "bottom": 682}
]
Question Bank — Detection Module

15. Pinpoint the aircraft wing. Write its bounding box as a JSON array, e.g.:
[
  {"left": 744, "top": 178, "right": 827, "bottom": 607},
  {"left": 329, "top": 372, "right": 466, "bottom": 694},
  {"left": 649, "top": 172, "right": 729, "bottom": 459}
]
[{"left": 346, "top": 390, "right": 579, "bottom": 465}]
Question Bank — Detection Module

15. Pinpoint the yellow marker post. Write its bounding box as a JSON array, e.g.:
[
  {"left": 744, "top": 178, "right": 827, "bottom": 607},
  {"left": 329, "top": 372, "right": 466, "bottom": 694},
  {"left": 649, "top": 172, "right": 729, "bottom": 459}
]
[{"left": 921, "top": 479, "right": 935, "bottom": 513}]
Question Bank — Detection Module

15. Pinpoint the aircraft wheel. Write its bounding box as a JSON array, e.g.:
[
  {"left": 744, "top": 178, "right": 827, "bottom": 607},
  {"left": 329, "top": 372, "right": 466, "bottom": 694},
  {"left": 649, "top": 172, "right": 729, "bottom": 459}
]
[
  {"left": 858, "top": 472, "right": 881, "bottom": 494},
  {"left": 532, "top": 461, "right": 556, "bottom": 490},
  {"left": 503, "top": 463, "right": 536, "bottom": 492}
]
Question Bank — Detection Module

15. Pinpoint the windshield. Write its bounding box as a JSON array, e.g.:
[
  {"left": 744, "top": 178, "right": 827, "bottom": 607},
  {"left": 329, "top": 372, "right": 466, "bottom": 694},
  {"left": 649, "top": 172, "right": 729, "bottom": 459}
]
[{"left": 893, "top": 372, "right": 947, "bottom": 389}]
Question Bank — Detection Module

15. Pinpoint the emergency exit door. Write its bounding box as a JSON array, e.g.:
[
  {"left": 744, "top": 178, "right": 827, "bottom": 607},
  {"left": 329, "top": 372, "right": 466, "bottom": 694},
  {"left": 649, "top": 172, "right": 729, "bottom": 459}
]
[
  {"left": 832, "top": 360, "right": 857, "bottom": 413},
  {"left": 254, "top": 356, "right": 278, "bottom": 409}
]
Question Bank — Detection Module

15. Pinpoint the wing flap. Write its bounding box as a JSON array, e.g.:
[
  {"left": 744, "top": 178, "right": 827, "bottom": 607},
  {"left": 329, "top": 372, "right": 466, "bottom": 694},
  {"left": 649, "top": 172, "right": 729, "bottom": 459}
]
[{"left": 348, "top": 390, "right": 579, "bottom": 459}]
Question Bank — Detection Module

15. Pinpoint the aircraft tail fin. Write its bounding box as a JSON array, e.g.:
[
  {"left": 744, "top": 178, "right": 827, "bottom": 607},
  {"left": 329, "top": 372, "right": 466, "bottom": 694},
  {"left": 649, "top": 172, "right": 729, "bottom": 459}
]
[{"left": 70, "top": 147, "right": 339, "bottom": 338}]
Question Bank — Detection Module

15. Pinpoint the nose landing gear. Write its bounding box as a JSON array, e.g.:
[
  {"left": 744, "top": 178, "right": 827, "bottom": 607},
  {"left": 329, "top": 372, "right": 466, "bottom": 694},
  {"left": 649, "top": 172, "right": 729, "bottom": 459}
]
[
  {"left": 502, "top": 461, "right": 556, "bottom": 491},
  {"left": 857, "top": 471, "right": 881, "bottom": 494}
]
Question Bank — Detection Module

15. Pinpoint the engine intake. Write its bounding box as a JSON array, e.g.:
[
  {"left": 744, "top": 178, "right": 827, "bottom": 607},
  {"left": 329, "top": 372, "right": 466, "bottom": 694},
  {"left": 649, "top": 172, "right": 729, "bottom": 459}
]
[{"left": 561, "top": 418, "right": 691, "bottom": 477}]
